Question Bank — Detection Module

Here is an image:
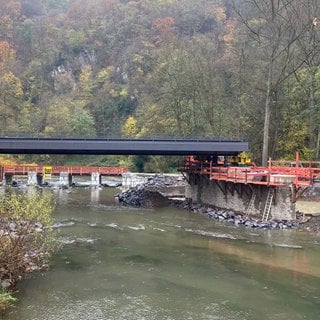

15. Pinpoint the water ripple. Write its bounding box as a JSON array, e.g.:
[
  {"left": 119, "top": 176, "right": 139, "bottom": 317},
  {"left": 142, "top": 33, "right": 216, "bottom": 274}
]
[
  {"left": 106, "top": 223, "right": 123, "bottom": 230},
  {"left": 57, "top": 236, "right": 98, "bottom": 245},
  {"left": 185, "top": 228, "right": 237, "bottom": 240},
  {"left": 52, "top": 221, "right": 75, "bottom": 228},
  {"left": 273, "top": 243, "right": 303, "bottom": 249},
  {"left": 127, "top": 224, "right": 145, "bottom": 231},
  {"left": 19, "top": 296, "right": 252, "bottom": 320}
]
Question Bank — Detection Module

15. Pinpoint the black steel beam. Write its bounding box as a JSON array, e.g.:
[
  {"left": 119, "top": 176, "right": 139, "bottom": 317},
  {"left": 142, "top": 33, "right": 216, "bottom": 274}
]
[{"left": 0, "top": 138, "right": 248, "bottom": 156}]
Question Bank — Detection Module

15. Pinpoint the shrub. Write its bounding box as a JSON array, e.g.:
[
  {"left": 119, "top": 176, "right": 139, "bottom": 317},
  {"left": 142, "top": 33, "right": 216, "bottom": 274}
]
[
  {"left": 0, "top": 290, "right": 16, "bottom": 315},
  {"left": 0, "top": 189, "right": 55, "bottom": 313}
]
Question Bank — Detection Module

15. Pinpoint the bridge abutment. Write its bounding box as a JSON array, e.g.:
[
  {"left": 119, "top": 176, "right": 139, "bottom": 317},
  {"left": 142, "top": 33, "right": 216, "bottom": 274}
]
[{"left": 186, "top": 174, "right": 295, "bottom": 220}]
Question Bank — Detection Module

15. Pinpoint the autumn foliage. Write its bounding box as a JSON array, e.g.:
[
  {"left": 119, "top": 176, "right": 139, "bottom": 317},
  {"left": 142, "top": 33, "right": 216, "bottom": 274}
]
[{"left": 0, "top": 0, "right": 319, "bottom": 165}]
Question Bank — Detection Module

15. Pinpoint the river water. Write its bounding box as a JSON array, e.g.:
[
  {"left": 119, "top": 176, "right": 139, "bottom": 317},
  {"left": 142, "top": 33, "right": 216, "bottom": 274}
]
[{"left": 3, "top": 187, "right": 320, "bottom": 320}]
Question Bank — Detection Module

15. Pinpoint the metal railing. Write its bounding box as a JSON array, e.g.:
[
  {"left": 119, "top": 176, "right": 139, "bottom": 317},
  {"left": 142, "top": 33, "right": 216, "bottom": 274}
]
[
  {"left": 0, "top": 165, "right": 128, "bottom": 176},
  {"left": 179, "top": 157, "right": 320, "bottom": 188}
]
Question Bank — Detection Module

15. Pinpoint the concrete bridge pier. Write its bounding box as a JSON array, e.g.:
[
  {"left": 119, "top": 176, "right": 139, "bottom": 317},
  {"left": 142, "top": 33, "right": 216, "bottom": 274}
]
[
  {"left": 59, "top": 172, "right": 72, "bottom": 187},
  {"left": 0, "top": 166, "right": 4, "bottom": 185},
  {"left": 91, "top": 172, "right": 101, "bottom": 186},
  {"left": 27, "top": 172, "right": 38, "bottom": 185},
  {"left": 37, "top": 174, "right": 43, "bottom": 186},
  {"left": 4, "top": 173, "right": 13, "bottom": 186}
]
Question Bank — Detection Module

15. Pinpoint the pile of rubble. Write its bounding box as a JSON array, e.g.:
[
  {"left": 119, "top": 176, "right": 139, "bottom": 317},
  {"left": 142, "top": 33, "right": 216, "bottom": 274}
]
[{"left": 115, "top": 174, "right": 186, "bottom": 208}]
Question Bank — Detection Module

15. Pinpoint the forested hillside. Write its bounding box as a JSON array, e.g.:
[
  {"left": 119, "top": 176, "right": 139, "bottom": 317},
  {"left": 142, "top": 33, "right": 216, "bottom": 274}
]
[{"left": 0, "top": 0, "right": 320, "bottom": 166}]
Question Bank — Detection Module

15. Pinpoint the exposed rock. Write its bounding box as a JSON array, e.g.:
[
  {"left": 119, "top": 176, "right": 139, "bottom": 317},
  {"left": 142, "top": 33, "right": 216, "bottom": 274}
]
[
  {"left": 170, "top": 199, "right": 301, "bottom": 231},
  {"left": 301, "top": 215, "right": 320, "bottom": 234},
  {"left": 115, "top": 173, "right": 320, "bottom": 234},
  {"left": 116, "top": 188, "right": 169, "bottom": 208},
  {"left": 299, "top": 182, "right": 320, "bottom": 201},
  {"left": 115, "top": 174, "right": 185, "bottom": 208}
]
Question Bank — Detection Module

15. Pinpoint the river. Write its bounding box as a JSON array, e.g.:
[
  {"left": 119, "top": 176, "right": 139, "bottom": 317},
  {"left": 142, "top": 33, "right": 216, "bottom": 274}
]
[{"left": 3, "top": 187, "right": 320, "bottom": 320}]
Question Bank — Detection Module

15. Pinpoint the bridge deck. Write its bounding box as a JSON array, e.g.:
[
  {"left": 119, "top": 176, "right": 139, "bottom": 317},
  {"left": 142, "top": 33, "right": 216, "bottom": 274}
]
[{"left": 0, "top": 138, "right": 248, "bottom": 156}]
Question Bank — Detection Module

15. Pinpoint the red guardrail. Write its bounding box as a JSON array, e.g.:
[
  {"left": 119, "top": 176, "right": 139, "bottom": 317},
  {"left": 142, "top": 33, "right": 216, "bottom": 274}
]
[
  {"left": 1, "top": 165, "right": 128, "bottom": 176},
  {"left": 179, "top": 157, "right": 320, "bottom": 188}
]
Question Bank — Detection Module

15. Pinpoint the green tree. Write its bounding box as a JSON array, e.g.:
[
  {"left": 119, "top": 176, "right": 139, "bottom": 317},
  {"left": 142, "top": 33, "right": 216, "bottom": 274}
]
[
  {"left": 70, "top": 107, "right": 96, "bottom": 137},
  {"left": 234, "top": 0, "right": 312, "bottom": 165},
  {"left": 122, "top": 116, "right": 138, "bottom": 137},
  {"left": 0, "top": 71, "right": 23, "bottom": 134},
  {"left": 0, "top": 1, "right": 21, "bottom": 41},
  {"left": 277, "top": 67, "right": 320, "bottom": 159},
  {"left": 45, "top": 97, "right": 96, "bottom": 137},
  {"left": 16, "top": 18, "right": 35, "bottom": 62},
  {"left": 292, "top": 0, "right": 320, "bottom": 157}
]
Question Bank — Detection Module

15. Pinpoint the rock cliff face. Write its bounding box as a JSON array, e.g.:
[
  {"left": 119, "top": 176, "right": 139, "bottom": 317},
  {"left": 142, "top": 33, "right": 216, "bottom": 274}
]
[{"left": 115, "top": 174, "right": 186, "bottom": 208}]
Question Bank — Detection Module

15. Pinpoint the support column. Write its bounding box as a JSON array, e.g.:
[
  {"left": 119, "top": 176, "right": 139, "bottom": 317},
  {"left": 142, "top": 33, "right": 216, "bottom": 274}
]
[
  {"left": 37, "top": 174, "right": 43, "bottom": 186},
  {"left": 0, "top": 166, "right": 4, "bottom": 185},
  {"left": 91, "top": 172, "right": 100, "bottom": 186},
  {"left": 197, "top": 175, "right": 204, "bottom": 204},
  {"left": 68, "top": 174, "right": 73, "bottom": 187},
  {"left": 27, "top": 172, "right": 38, "bottom": 185},
  {"left": 59, "top": 172, "right": 69, "bottom": 187},
  {"left": 4, "top": 174, "right": 13, "bottom": 186}
]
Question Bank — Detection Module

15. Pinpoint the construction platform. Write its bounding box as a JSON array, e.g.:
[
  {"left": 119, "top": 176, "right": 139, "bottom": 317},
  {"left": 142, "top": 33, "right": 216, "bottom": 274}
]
[{"left": 179, "top": 155, "right": 320, "bottom": 189}]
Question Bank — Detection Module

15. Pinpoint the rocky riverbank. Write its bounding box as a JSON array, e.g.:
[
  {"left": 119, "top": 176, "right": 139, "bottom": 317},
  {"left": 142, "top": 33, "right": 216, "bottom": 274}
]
[
  {"left": 114, "top": 174, "right": 320, "bottom": 232},
  {"left": 171, "top": 200, "right": 300, "bottom": 230}
]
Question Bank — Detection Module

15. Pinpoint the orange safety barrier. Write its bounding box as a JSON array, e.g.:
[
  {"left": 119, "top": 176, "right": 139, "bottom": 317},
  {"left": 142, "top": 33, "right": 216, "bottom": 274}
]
[
  {"left": 0, "top": 165, "right": 128, "bottom": 176},
  {"left": 179, "top": 156, "right": 320, "bottom": 189}
]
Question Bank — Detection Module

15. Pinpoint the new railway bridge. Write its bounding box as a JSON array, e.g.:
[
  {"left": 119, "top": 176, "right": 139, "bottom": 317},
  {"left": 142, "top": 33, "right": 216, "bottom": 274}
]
[
  {"left": 0, "top": 137, "right": 319, "bottom": 221},
  {"left": 0, "top": 137, "right": 247, "bottom": 186},
  {"left": 0, "top": 137, "right": 247, "bottom": 156}
]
